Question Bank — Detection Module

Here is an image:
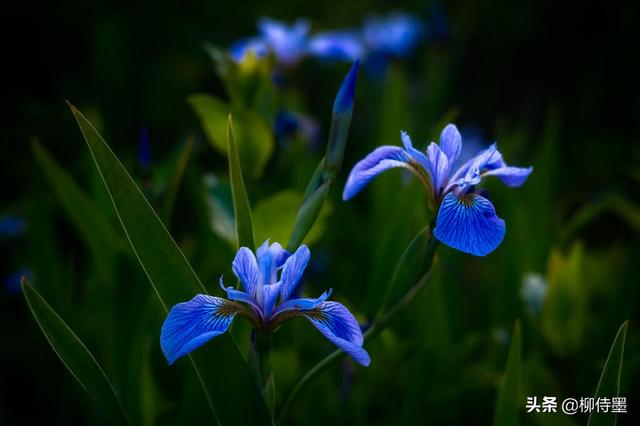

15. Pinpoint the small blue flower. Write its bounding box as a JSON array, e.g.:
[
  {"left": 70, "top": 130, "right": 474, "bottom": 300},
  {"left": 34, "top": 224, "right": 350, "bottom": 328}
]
[
  {"left": 307, "top": 30, "right": 366, "bottom": 62},
  {"left": 0, "top": 215, "right": 26, "bottom": 238},
  {"left": 3, "top": 268, "right": 34, "bottom": 294},
  {"left": 138, "top": 128, "right": 152, "bottom": 170},
  {"left": 362, "top": 12, "right": 425, "bottom": 58},
  {"left": 343, "top": 124, "right": 533, "bottom": 256},
  {"left": 160, "top": 241, "right": 370, "bottom": 366},
  {"left": 229, "top": 37, "right": 269, "bottom": 63}
]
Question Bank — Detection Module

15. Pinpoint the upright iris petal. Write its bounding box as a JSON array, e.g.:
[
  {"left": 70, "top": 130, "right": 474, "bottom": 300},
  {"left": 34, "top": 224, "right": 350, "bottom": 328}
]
[
  {"left": 232, "top": 247, "right": 260, "bottom": 297},
  {"left": 433, "top": 193, "right": 506, "bottom": 256},
  {"left": 280, "top": 245, "right": 311, "bottom": 301},
  {"left": 258, "top": 17, "right": 310, "bottom": 66},
  {"left": 161, "top": 295, "right": 243, "bottom": 365}
]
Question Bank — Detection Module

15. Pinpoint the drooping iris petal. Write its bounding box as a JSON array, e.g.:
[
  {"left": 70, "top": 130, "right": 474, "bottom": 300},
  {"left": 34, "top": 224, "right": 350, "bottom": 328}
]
[
  {"left": 433, "top": 192, "right": 506, "bottom": 256},
  {"left": 302, "top": 301, "right": 370, "bottom": 366},
  {"left": 483, "top": 166, "right": 533, "bottom": 187},
  {"left": 308, "top": 31, "right": 365, "bottom": 62},
  {"left": 232, "top": 247, "right": 260, "bottom": 296},
  {"left": 342, "top": 146, "right": 413, "bottom": 200},
  {"left": 160, "top": 295, "right": 241, "bottom": 364},
  {"left": 401, "top": 131, "right": 430, "bottom": 171},
  {"left": 426, "top": 142, "right": 450, "bottom": 196},
  {"left": 280, "top": 245, "right": 311, "bottom": 301},
  {"left": 439, "top": 124, "right": 462, "bottom": 165}
]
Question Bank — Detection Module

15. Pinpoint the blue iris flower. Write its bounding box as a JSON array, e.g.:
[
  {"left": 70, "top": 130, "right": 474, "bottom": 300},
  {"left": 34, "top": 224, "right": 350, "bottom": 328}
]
[
  {"left": 308, "top": 30, "right": 366, "bottom": 62},
  {"left": 230, "top": 18, "right": 310, "bottom": 66},
  {"left": 343, "top": 124, "right": 533, "bottom": 256},
  {"left": 160, "top": 241, "right": 370, "bottom": 366},
  {"left": 0, "top": 215, "right": 26, "bottom": 238},
  {"left": 362, "top": 12, "right": 425, "bottom": 58}
]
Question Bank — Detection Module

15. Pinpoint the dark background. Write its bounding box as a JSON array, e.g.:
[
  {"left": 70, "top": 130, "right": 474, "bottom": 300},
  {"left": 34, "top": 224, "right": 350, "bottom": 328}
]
[{"left": 2, "top": 0, "right": 639, "bottom": 425}]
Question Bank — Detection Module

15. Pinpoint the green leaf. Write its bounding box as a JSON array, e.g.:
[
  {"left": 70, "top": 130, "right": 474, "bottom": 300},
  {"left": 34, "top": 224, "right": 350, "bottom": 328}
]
[
  {"left": 287, "top": 181, "right": 330, "bottom": 251},
  {"left": 253, "top": 190, "right": 331, "bottom": 246},
  {"left": 587, "top": 320, "right": 628, "bottom": 426},
  {"left": 160, "top": 136, "right": 193, "bottom": 226},
  {"left": 378, "top": 226, "right": 431, "bottom": 315},
  {"left": 68, "top": 102, "right": 271, "bottom": 426},
  {"left": 31, "top": 140, "right": 125, "bottom": 258},
  {"left": 493, "top": 320, "right": 522, "bottom": 426},
  {"left": 188, "top": 94, "right": 274, "bottom": 177},
  {"left": 227, "top": 114, "right": 256, "bottom": 250},
  {"left": 21, "top": 279, "right": 130, "bottom": 425},
  {"left": 204, "top": 175, "right": 236, "bottom": 247}
]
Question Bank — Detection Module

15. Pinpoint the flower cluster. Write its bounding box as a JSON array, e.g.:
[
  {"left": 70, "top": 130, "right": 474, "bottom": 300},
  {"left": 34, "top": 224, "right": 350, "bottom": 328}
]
[
  {"left": 229, "top": 12, "right": 425, "bottom": 66},
  {"left": 161, "top": 241, "right": 370, "bottom": 366},
  {"left": 343, "top": 124, "right": 533, "bottom": 256}
]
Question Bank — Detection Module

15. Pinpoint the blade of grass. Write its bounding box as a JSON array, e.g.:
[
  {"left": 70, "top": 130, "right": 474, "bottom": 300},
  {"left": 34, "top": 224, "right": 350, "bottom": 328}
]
[
  {"left": 227, "top": 114, "right": 255, "bottom": 250},
  {"left": 22, "top": 278, "right": 130, "bottom": 425},
  {"left": 493, "top": 320, "right": 522, "bottom": 426},
  {"left": 587, "top": 320, "right": 629, "bottom": 426}
]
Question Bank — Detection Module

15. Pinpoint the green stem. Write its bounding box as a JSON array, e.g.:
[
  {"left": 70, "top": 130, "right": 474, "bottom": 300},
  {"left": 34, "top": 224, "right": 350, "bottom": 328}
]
[{"left": 276, "top": 236, "right": 438, "bottom": 425}]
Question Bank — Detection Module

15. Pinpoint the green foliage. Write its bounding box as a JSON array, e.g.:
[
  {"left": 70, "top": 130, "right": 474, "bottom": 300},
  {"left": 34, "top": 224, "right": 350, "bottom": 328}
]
[
  {"left": 22, "top": 279, "right": 130, "bottom": 425},
  {"left": 493, "top": 320, "right": 522, "bottom": 426},
  {"left": 588, "top": 321, "right": 628, "bottom": 426}
]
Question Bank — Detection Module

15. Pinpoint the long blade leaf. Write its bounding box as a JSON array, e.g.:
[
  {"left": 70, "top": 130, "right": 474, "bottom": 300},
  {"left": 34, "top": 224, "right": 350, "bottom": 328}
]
[
  {"left": 493, "top": 320, "right": 522, "bottom": 426},
  {"left": 227, "top": 114, "right": 255, "bottom": 250},
  {"left": 587, "top": 320, "right": 628, "bottom": 426},
  {"left": 68, "top": 102, "right": 271, "bottom": 426},
  {"left": 22, "top": 279, "right": 130, "bottom": 425}
]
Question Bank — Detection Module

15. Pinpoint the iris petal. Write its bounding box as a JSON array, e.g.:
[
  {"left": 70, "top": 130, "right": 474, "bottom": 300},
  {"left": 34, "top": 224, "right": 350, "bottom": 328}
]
[
  {"left": 439, "top": 124, "right": 462, "bottom": 165},
  {"left": 426, "top": 142, "right": 450, "bottom": 196},
  {"left": 262, "top": 281, "right": 282, "bottom": 316},
  {"left": 232, "top": 247, "right": 260, "bottom": 296},
  {"left": 433, "top": 192, "right": 506, "bottom": 256},
  {"left": 160, "top": 295, "right": 241, "bottom": 364},
  {"left": 308, "top": 31, "right": 366, "bottom": 62},
  {"left": 303, "top": 301, "right": 370, "bottom": 366},
  {"left": 483, "top": 166, "right": 533, "bottom": 187},
  {"left": 280, "top": 245, "right": 311, "bottom": 301},
  {"left": 342, "top": 146, "right": 413, "bottom": 200},
  {"left": 401, "top": 131, "right": 430, "bottom": 171},
  {"left": 271, "top": 289, "right": 332, "bottom": 316}
]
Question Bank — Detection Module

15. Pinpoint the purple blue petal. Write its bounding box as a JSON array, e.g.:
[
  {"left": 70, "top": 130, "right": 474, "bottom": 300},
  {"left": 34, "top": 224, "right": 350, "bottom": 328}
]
[
  {"left": 433, "top": 192, "right": 506, "bottom": 256},
  {"left": 160, "top": 295, "right": 240, "bottom": 364},
  {"left": 232, "top": 247, "right": 260, "bottom": 296},
  {"left": 280, "top": 245, "right": 311, "bottom": 301},
  {"left": 342, "top": 146, "right": 413, "bottom": 200},
  {"left": 303, "top": 301, "right": 370, "bottom": 366}
]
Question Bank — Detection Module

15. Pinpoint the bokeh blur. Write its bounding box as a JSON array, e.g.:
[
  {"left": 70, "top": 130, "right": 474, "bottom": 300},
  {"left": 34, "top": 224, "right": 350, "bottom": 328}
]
[{"left": 2, "top": 0, "right": 639, "bottom": 425}]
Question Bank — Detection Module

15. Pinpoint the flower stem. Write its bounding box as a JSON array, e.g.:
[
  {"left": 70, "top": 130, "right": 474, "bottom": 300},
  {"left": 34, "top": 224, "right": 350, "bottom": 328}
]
[{"left": 276, "top": 236, "right": 438, "bottom": 425}]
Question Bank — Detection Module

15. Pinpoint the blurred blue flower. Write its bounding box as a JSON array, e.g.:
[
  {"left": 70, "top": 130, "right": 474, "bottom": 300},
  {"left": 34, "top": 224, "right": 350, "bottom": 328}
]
[
  {"left": 275, "top": 111, "right": 323, "bottom": 150},
  {"left": 362, "top": 12, "right": 425, "bottom": 58},
  {"left": 308, "top": 30, "right": 366, "bottom": 62},
  {"left": 258, "top": 17, "right": 310, "bottom": 66},
  {"left": 0, "top": 215, "right": 26, "bottom": 238},
  {"left": 161, "top": 241, "right": 370, "bottom": 366},
  {"left": 138, "top": 128, "right": 152, "bottom": 170},
  {"left": 521, "top": 272, "right": 547, "bottom": 315},
  {"left": 343, "top": 124, "right": 533, "bottom": 256},
  {"left": 229, "top": 37, "right": 269, "bottom": 63},
  {"left": 3, "top": 268, "right": 34, "bottom": 294}
]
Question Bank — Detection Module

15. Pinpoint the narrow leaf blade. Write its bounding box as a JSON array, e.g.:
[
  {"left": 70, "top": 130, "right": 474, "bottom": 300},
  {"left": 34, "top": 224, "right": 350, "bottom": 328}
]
[
  {"left": 68, "top": 103, "right": 271, "bottom": 426},
  {"left": 228, "top": 114, "right": 256, "bottom": 250},
  {"left": 493, "top": 320, "right": 522, "bottom": 426},
  {"left": 22, "top": 279, "right": 130, "bottom": 425},
  {"left": 587, "top": 320, "right": 628, "bottom": 426}
]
